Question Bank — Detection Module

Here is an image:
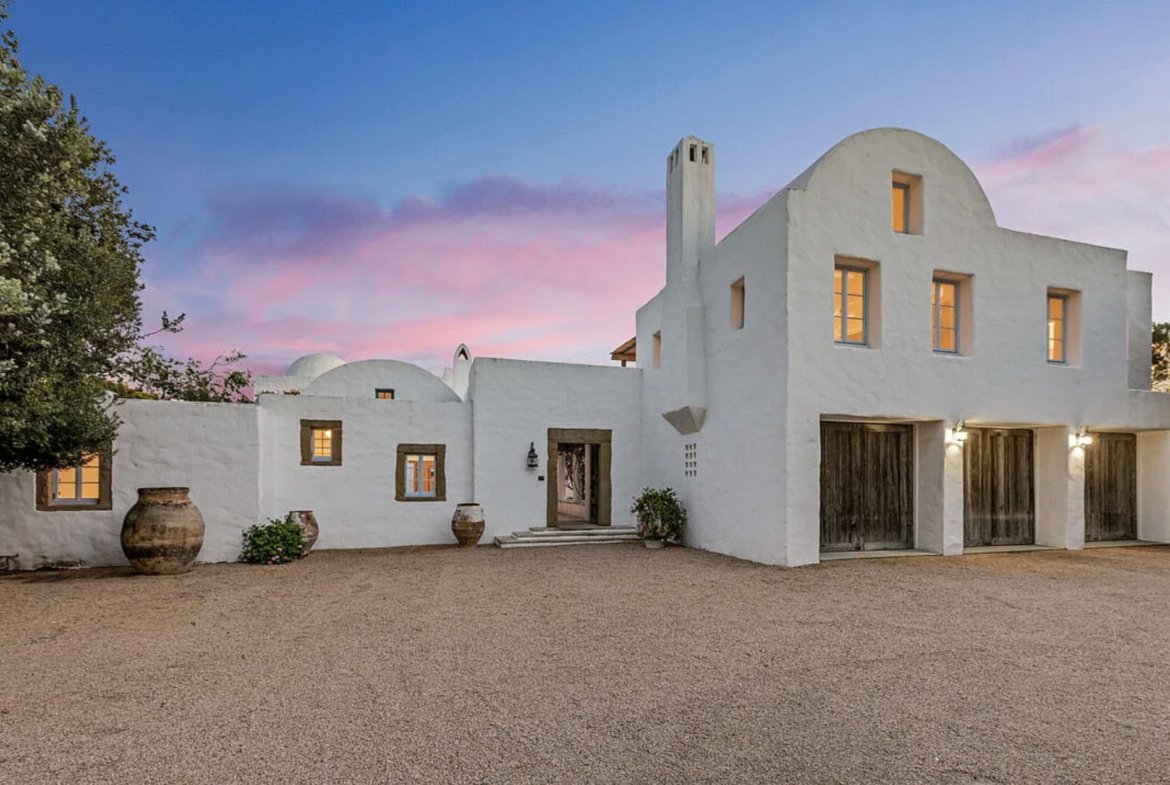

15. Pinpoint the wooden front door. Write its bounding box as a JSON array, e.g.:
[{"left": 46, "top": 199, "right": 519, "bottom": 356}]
[
  {"left": 1085, "top": 432, "right": 1137, "bottom": 542},
  {"left": 820, "top": 422, "right": 915, "bottom": 552},
  {"left": 964, "top": 428, "right": 1035, "bottom": 547}
]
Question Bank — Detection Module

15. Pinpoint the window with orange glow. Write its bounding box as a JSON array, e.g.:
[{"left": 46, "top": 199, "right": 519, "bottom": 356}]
[
  {"left": 53, "top": 453, "right": 101, "bottom": 503},
  {"left": 1048, "top": 295, "right": 1066, "bottom": 363},
  {"left": 892, "top": 182, "right": 910, "bottom": 233},
  {"left": 404, "top": 454, "right": 437, "bottom": 498},
  {"left": 932, "top": 279, "right": 958, "bottom": 353},
  {"left": 375, "top": 388, "right": 395, "bottom": 400},
  {"left": 311, "top": 428, "right": 333, "bottom": 461},
  {"left": 834, "top": 265, "right": 868, "bottom": 345}
]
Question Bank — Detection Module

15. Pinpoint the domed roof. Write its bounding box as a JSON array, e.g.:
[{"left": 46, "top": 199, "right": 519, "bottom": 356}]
[{"left": 286, "top": 353, "right": 345, "bottom": 379}]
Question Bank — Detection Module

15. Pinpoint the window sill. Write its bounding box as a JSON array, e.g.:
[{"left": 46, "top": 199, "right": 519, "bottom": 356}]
[
  {"left": 37, "top": 501, "right": 112, "bottom": 512},
  {"left": 394, "top": 494, "right": 446, "bottom": 503},
  {"left": 301, "top": 459, "right": 342, "bottom": 467},
  {"left": 834, "top": 341, "right": 873, "bottom": 349},
  {"left": 932, "top": 351, "right": 970, "bottom": 359}
]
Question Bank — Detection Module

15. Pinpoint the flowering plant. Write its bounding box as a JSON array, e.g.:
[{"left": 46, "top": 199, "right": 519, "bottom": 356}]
[
  {"left": 240, "top": 518, "right": 306, "bottom": 565},
  {"left": 630, "top": 487, "right": 687, "bottom": 543}
]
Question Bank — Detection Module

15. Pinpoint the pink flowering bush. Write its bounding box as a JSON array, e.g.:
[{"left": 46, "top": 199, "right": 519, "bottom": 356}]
[
  {"left": 240, "top": 518, "right": 305, "bottom": 565},
  {"left": 630, "top": 487, "right": 687, "bottom": 543}
]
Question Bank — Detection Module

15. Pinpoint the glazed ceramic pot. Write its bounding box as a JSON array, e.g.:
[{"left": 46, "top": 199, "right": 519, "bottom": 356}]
[
  {"left": 121, "top": 487, "right": 205, "bottom": 575},
  {"left": 451, "top": 503, "right": 485, "bottom": 547},
  {"left": 286, "top": 510, "right": 319, "bottom": 555}
]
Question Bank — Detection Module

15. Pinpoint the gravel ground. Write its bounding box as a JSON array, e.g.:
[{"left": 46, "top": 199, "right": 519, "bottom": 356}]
[{"left": 3, "top": 544, "right": 1170, "bottom": 785}]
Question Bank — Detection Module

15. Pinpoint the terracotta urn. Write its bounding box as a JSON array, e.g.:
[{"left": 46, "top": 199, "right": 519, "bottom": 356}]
[
  {"left": 121, "top": 487, "right": 205, "bottom": 575},
  {"left": 451, "top": 503, "right": 485, "bottom": 547},
  {"left": 286, "top": 510, "right": 319, "bottom": 555}
]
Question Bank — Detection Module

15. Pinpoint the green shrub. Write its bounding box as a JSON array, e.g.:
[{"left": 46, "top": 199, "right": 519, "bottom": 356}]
[
  {"left": 630, "top": 487, "right": 687, "bottom": 542},
  {"left": 240, "top": 518, "right": 306, "bottom": 565}
]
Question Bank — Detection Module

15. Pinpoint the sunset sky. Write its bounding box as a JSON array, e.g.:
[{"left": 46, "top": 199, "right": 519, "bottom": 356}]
[{"left": 10, "top": 1, "right": 1170, "bottom": 375}]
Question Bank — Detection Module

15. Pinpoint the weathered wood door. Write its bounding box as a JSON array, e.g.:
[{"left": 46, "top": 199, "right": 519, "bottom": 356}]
[
  {"left": 1085, "top": 432, "right": 1137, "bottom": 542},
  {"left": 964, "top": 428, "right": 1035, "bottom": 547},
  {"left": 820, "top": 422, "right": 915, "bottom": 552}
]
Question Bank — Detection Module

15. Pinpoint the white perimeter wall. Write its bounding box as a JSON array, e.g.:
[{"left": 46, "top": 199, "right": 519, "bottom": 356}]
[
  {"left": 468, "top": 358, "right": 642, "bottom": 540},
  {"left": 261, "top": 395, "right": 472, "bottom": 549},
  {"left": 0, "top": 399, "right": 261, "bottom": 570}
]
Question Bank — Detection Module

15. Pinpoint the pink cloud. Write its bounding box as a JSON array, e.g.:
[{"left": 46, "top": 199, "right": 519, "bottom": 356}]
[
  {"left": 144, "top": 177, "right": 770, "bottom": 376},
  {"left": 976, "top": 126, "right": 1170, "bottom": 316}
]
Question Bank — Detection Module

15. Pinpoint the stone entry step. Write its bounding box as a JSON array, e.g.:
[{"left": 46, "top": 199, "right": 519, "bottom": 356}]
[{"left": 494, "top": 526, "right": 640, "bottom": 549}]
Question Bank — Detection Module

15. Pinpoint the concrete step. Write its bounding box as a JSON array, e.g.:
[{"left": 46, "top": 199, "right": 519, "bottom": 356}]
[
  {"left": 495, "top": 534, "right": 640, "bottom": 549},
  {"left": 516, "top": 526, "right": 637, "bottom": 538}
]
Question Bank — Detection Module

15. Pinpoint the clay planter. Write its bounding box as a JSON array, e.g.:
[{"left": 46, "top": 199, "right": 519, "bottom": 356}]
[
  {"left": 643, "top": 538, "right": 666, "bottom": 550},
  {"left": 451, "top": 503, "right": 485, "bottom": 547},
  {"left": 121, "top": 487, "right": 205, "bottom": 575},
  {"left": 286, "top": 510, "right": 319, "bottom": 555}
]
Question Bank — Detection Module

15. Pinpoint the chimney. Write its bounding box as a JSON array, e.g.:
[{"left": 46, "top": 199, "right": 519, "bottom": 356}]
[{"left": 666, "top": 136, "right": 715, "bottom": 287}]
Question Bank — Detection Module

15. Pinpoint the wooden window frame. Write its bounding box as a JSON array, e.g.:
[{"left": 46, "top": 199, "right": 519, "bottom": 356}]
[
  {"left": 834, "top": 264, "right": 869, "bottom": 346},
  {"left": 36, "top": 450, "right": 113, "bottom": 511},
  {"left": 932, "top": 278, "right": 959, "bottom": 354},
  {"left": 300, "top": 420, "right": 343, "bottom": 466},
  {"left": 374, "top": 388, "right": 395, "bottom": 400},
  {"left": 395, "top": 443, "right": 446, "bottom": 502},
  {"left": 1047, "top": 293, "right": 1068, "bottom": 364}
]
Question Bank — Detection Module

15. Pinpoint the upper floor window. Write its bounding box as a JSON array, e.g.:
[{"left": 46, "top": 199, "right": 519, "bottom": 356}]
[
  {"left": 730, "top": 277, "right": 745, "bottom": 330},
  {"left": 834, "top": 265, "right": 868, "bottom": 345},
  {"left": 36, "top": 451, "right": 112, "bottom": 511},
  {"left": 932, "top": 279, "right": 958, "bottom": 353},
  {"left": 300, "top": 420, "right": 343, "bottom": 466},
  {"left": 891, "top": 172, "right": 923, "bottom": 234},
  {"left": 1048, "top": 294, "right": 1067, "bottom": 363},
  {"left": 375, "top": 388, "right": 395, "bottom": 400}
]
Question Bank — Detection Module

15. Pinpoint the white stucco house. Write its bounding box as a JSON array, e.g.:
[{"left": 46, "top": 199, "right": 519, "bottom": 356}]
[{"left": 4, "top": 127, "right": 1170, "bottom": 571}]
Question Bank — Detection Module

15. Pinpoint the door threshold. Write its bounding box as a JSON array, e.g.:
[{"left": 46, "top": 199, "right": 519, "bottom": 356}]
[
  {"left": 963, "top": 544, "right": 1060, "bottom": 554},
  {"left": 820, "top": 549, "right": 936, "bottom": 562},
  {"left": 1084, "top": 540, "right": 1161, "bottom": 549}
]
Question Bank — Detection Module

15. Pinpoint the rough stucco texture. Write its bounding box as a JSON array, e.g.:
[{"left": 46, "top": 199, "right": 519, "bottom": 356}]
[{"left": 3, "top": 545, "right": 1170, "bottom": 784}]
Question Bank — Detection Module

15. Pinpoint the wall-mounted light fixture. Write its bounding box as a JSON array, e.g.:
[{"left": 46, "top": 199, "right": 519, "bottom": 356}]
[
  {"left": 1069, "top": 427, "right": 1094, "bottom": 449},
  {"left": 945, "top": 419, "right": 969, "bottom": 446},
  {"left": 526, "top": 442, "right": 539, "bottom": 469}
]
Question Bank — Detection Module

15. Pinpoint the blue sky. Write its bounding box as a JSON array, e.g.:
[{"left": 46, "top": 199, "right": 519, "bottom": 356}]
[{"left": 8, "top": 0, "right": 1170, "bottom": 372}]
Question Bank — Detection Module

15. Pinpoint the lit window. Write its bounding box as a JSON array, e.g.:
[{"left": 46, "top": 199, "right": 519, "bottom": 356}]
[
  {"left": 730, "top": 277, "right": 745, "bottom": 330},
  {"left": 37, "top": 451, "right": 111, "bottom": 511},
  {"left": 300, "top": 420, "right": 342, "bottom": 466},
  {"left": 891, "top": 172, "right": 922, "bottom": 234},
  {"left": 375, "top": 388, "right": 395, "bottom": 400},
  {"left": 396, "top": 443, "right": 446, "bottom": 502},
  {"left": 1048, "top": 294, "right": 1067, "bottom": 363},
  {"left": 834, "top": 265, "right": 868, "bottom": 345},
  {"left": 932, "top": 279, "right": 958, "bottom": 353}
]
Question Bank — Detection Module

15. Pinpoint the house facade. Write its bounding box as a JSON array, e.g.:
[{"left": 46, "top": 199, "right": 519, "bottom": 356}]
[{"left": 3, "top": 127, "right": 1169, "bottom": 570}]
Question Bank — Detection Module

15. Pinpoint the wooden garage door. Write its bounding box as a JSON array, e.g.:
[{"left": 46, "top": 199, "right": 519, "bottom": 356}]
[
  {"left": 1085, "top": 432, "right": 1137, "bottom": 542},
  {"left": 964, "top": 428, "right": 1035, "bottom": 547},
  {"left": 820, "top": 422, "right": 914, "bottom": 552}
]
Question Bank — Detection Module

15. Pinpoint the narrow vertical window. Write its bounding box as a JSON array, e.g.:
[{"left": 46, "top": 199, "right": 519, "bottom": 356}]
[
  {"left": 730, "top": 277, "right": 745, "bottom": 330},
  {"left": 1048, "top": 295, "right": 1067, "bottom": 363},
  {"left": 834, "top": 266, "right": 868, "bottom": 345},
  {"left": 652, "top": 331, "right": 662, "bottom": 368},
  {"left": 932, "top": 279, "right": 958, "bottom": 353},
  {"left": 892, "top": 182, "right": 910, "bottom": 234}
]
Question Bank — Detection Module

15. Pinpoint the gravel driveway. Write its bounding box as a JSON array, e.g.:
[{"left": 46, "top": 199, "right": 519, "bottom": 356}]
[{"left": 2, "top": 544, "right": 1170, "bottom": 784}]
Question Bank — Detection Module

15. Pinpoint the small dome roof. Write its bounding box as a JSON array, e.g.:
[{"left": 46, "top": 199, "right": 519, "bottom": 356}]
[{"left": 286, "top": 353, "right": 345, "bottom": 379}]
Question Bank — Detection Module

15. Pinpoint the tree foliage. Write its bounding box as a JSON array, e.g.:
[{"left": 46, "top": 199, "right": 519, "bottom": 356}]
[
  {"left": 1153, "top": 322, "right": 1170, "bottom": 392},
  {"left": 0, "top": 3, "right": 150, "bottom": 471}
]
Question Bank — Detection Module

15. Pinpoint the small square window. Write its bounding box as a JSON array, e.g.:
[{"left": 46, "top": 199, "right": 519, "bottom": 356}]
[
  {"left": 396, "top": 443, "right": 447, "bottom": 502},
  {"left": 300, "top": 420, "right": 342, "bottom": 466},
  {"left": 36, "top": 451, "right": 112, "bottom": 511},
  {"left": 375, "top": 388, "right": 395, "bottom": 400}
]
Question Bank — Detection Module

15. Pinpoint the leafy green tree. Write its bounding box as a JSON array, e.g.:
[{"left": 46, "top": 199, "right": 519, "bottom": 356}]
[
  {"left": 0, "top": 3, "right": 151, "bottom": 471},
  {"left": 1153, "top": 322, "right": 1170, "bottom": 392}
]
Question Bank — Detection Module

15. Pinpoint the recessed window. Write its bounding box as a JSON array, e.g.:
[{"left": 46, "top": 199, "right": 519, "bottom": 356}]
[
  {"left": 730, "top": 277, "right": 745, "bottom": 330},
  {"left": 300, "top": 420, "right": 342, "bottom": 466},
  {"left": 1048, "top": 294, "right": 1068, "bottom": 363},
  {"left": 834, "top": 265, "right": 869, "bottom": 345},
  {"left": 375, "top": 388, "right": 395, "bottom": 400},
  {"left": 36, "top": 452, "right": 112, "bottom": 511},
  {"left": 652, "top": 331, "right": 662, "bottom": 369},
  {"left": 891, "top": 172, "right": 923, "bottom": 234},
  {"left": 396, "top": 443, "right": 447, "bottom": 502},
  {"left": 932, "top": 279, "right": 958, "bottom": 353}
]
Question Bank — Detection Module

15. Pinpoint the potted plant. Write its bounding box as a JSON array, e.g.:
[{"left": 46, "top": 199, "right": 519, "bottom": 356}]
[{"left": 630, "top": 487, "right": 686, "bottom": 549}]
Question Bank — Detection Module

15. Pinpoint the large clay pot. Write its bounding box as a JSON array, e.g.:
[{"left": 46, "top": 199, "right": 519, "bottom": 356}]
[
  {"left": 286, "top": 510, "right": 319, "bottom": 555},
  {"left": 121, "top": 487, "right": 204, "bottom": 575},
  {"left": 451, "top": 503, "right": 485, "bottom": 547}
]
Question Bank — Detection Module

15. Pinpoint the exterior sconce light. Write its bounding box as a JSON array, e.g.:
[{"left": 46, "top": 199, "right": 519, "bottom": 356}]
[
  {"left": 945, "top": 420, "right": 969, "bottom": 446},
  {"left": 1069, "top": 428, "right": 1094, "bottom": 449},
  {"left": 526, "top": 442, "right": 539, "bottom": 469}
]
